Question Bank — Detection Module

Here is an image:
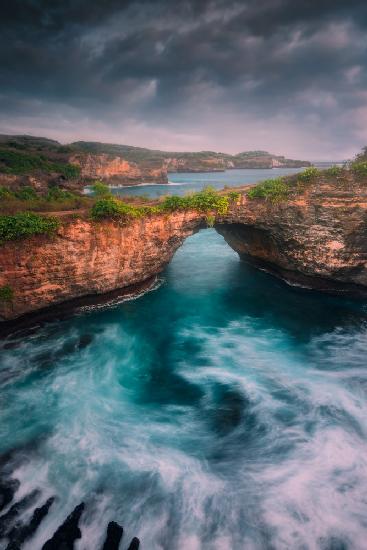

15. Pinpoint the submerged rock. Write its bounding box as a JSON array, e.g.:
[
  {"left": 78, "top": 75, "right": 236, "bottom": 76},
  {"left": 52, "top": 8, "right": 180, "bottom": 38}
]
[
  {"left": 127, "top": 537, "right": 140, "bottom": 550},
  {"left": 6, "top": 497, "right": 55, "bottom": 550},
  {"left": 0, "top": 479, "right": 20, "bottom": 513},
  {"left": 101, "top": 521, "right": 123, "bottom": 550},
  {"left": 0, "top": 489, "right": 40, "bottom": 537},
  {"left": 42, "top": 502, "right": 84, "bottom": 550}
]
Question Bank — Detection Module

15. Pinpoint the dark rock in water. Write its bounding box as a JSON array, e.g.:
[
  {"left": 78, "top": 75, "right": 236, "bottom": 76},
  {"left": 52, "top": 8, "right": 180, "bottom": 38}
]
[
  {"left": 127, "top": 537, "right": 140, "bottom": 550},
  {"left": 101, "top": 521, "right": 123, "bottom": 549},
  {"left": 0, "top": 479, "right": 20, "bottom": 513},
  {"left": 78, "top": 334, "right": 93, "bottom": 350},
  {"left": 0, "top": 489, "right": 40, "bottom": 536},
  {"left": 6, "top": 497, "right": 55, "bottom": 550},
  {"left": 2, "top": 341, "right": 19, "bottom": 350},
  {"left": 42, "top": 502, "right": 85, "bottom": 550}
]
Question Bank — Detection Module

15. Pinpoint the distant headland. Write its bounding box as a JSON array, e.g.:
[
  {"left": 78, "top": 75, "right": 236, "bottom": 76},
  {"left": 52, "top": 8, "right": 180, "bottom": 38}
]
[{"left": 0, "top": 134, "right": 311, "bottom": 189}]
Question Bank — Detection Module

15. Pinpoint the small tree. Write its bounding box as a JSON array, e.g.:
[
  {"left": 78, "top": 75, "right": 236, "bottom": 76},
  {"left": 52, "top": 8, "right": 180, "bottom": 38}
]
[{"left": 92, "top": 181, "right": 111, "bottom": 197}]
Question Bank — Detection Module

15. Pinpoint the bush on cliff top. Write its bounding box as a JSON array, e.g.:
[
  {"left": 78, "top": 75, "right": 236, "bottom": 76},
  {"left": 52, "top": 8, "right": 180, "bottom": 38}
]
[
  {"left": 0, "top": 212, "right": 60, "bottom": 243},
  {"left": 351, "top": 161, "right": 367, "bottom": 178},
  {"left": 91, "top": 197, "right": 146, "bottom": 220},
  {"left": 91, "top": 187, "right": 238, "bottom": 221},
  {"left": 297, "top": 166, "right": 319, "bottom": 182},
  {"left": 247, "top": 177, "right": 290, "bottom": 202},
  {"left": 161, "top": 187, "right": 231, "bottom": 215},
  {"left": 324, "top": 165, "right": 345, "bottom": 177},
  {"left": 91, "top": 181, "right": 112, "bottom": 197}
]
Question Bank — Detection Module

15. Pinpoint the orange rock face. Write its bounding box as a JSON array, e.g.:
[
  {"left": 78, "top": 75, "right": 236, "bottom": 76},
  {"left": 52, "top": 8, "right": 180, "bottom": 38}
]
[
  {"left": 70, "top": 153, "right": 168, "bottom": 184},
  {"left": 1, "top": 175, "right": 367, "bottom": 322},
  {"left": 0, "top": 211, "right": 205, "bottom": 320}
]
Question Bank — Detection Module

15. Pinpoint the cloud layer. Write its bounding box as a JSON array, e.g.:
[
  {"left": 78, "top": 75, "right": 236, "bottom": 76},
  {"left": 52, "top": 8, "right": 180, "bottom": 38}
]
[{"left": 2, "top": 0, "right": 367, "bottom": 159}]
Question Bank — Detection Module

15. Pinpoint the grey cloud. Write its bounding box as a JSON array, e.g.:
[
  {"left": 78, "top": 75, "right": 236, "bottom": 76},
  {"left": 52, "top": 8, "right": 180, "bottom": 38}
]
[{"left": 1, "top": 0, "right": 367, "bottom": 158}]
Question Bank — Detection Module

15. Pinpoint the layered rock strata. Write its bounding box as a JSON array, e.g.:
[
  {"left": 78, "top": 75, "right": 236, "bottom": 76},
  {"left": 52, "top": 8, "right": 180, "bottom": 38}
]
[{"left": 1, "top": 176, "right": 367, "bottom": 321}]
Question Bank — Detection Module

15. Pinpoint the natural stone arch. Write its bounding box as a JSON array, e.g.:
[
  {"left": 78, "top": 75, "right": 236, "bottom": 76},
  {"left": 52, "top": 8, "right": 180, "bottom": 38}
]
[{"left": 1, "top": 176, "right": 367, "bottom": 323}]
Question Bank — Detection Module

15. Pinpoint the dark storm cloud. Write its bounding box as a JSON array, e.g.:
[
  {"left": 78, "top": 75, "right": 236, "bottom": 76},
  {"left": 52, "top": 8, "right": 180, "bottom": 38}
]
[{"left": 1, "top": 0, "right": 367, "bottom": 158}]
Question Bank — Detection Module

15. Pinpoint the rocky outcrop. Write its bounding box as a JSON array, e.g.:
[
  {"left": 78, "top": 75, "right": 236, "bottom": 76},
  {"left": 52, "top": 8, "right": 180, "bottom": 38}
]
[
  {"left": 1, "top": 176, "right": 367, "bottom": 322},
  {"left": 0, "top": 211, "right": 206, "bottom": 320},
  {"left": 70, "top": 153, "right": 168, "bottom": 184},
  {"left": 218, "top": 176, "right": 367, "bottom": 292}
]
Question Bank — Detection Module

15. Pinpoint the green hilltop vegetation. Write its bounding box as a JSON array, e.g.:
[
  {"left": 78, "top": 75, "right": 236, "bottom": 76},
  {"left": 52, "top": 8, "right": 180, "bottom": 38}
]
[
  {"left": 71, "top": 141, "right": 310, "bottom": 169},
  {"left": 0, "top": 135, "right": 81, "bottom": 177}
]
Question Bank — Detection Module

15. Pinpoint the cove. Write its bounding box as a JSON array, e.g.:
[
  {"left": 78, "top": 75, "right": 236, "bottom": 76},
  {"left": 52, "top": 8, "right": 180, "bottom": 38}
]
[{"left": 1, "top": 228, "right": 367, "bottom": 549}]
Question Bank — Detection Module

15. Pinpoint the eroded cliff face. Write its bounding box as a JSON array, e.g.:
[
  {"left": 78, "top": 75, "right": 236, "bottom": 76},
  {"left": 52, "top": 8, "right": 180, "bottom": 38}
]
[
  {"left": 218, "top": 177, "right": 367, "bottom": 292},
  {"left": 70, "top": 153, "right": 168, "bottom": 184},
  {"left": 1, "top": 176, "right": 367, "bottom": 321},
  {"left": 0, "top": 211, "right": 205, "bottom": 320}
]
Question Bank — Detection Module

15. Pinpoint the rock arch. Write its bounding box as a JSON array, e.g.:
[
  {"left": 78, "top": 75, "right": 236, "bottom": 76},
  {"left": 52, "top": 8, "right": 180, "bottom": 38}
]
[{"left": 1, "top": 177, "right": 367, "bottom": 322}]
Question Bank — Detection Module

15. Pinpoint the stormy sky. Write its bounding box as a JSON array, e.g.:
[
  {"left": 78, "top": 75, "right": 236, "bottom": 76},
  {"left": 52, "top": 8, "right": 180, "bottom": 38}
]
[{"left": 1, "top": 1, "right": 367, "bottom": 159}]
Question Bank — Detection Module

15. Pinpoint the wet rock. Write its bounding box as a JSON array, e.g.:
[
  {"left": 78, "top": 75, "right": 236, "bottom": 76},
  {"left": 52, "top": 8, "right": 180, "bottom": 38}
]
[
  {"left": 42, "top": 502, "right": 85, "bottom": 550},
  {"left": 0, "top": 479, "right": 20, "bottom": 513},
  {"left": 6, "top": 497, "right": 55, "bottom": 550},
  {"left": 0, "top": 489, "right": 40, "bottom": 537},
  {"left": 127, "top": 537, "right": 140, "bottom": 549},
  {"left": 101, "top": 521, "right": 123, "bottom": 549}
]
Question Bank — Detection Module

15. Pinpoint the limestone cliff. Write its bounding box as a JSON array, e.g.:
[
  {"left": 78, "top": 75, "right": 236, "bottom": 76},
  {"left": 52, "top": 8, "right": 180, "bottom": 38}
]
[
  {"left": 69, "top": 153, "right": 168, "bottom": 184},
  {"left": 1, "top": 175, "right": 367, "bottom": 321},
  {"left": 0, "top": 211, "right": 205, "bottom": 320},
  {"left": 218, "top": 177, "right": 367, "bottom": 292}
]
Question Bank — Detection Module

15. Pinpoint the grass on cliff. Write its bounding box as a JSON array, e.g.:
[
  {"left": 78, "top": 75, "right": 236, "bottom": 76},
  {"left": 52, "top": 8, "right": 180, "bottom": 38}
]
[
  {"left": 91, "top": 187, "right": 240, "bottom": 221},
  {"left": 247, "top": 177, "right": 290, "bottom": 202},
  {"left": 0, "top": 184, "right": 93, "bottom": 215},
  {"left": 0, "top": 212, "right": 60, "bottom": 243},
  {"left": 0, "top": 148, "right": 81, "bottom": 177},
  {"left": 246, "top": 165, "right": 355, "bottom": 203}
]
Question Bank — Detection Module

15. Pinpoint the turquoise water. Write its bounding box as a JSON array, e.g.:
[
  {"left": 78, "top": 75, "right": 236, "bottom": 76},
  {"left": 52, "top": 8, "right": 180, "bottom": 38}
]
[
  {"left": 110, "top": 167, "right": 306, "bottom": 199},
  {"left": 1, "top": 170, "right": 367, "bottom": 549}
]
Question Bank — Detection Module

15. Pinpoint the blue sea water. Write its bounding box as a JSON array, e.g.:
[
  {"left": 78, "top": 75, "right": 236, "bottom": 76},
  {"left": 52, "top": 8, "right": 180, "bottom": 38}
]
[
  {"left": 109, "top": 167, "right": 307, "bottom": 199},
  {"left": 1, "top": 170, "right": 367, "bottom": 549}
]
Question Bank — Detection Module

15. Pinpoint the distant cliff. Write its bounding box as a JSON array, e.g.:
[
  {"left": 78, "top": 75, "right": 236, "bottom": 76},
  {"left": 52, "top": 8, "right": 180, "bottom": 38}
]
[
  {"left": 0, "top": 135, "right": 310, "bottom": 191},
  {"left": 73, "top": 141, "right": 311, "bottom": 173}
]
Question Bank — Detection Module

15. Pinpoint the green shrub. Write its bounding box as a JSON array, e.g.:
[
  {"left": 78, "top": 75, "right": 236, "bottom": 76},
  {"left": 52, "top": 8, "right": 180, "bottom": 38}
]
[
  {"left": 161, "top": 187, "right": 230, "bottom": 215},
  {"left": 324, "top": 165, "right": 344, "bottom": 177},
  {"left": 228, "top": 191, "right": 240, "bottom": 202},
  {"left": 15, "top": 186, "right": 38, "bottom": 200},
  {"left": 354, "top": 146, "right": 367, "bottom": 163},
  {"left": 297, "top": 166, "right": 319, "bottom": 182},
  {"left": 0, "top": 212, "right": 60, "bottom": 243},
  {"left": 247, "top": 178, "right": 290, "bottom": 202},
  {"left": 91, "top": 198, "right": 144, "bottom": 220},
  {"left": 92, "top": 188, "right": 235, "bottom": 222},
  {"left": 0, "top": 284, "right": 13, "bottom": 302},
  {"left": 0, "top": 186, "right": 15, "bottom": 200},
  {"left": 351, "top": 161, "right": 367, "bottom": 178},
  {"left": 160, "top": 194, "right": 188, "bottom": 211},
  {"left": 91, "top": 181, "right": 111, "bottom": 197},
  {"left": 46, "top": 186, "right": 75, "bottom": 201},
  {"left": 206, "top": 214, "right": 215, "bottom": 227}
]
